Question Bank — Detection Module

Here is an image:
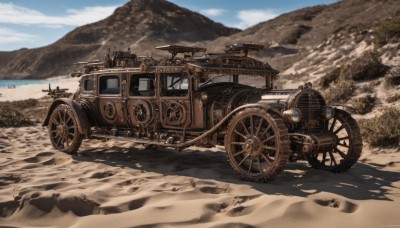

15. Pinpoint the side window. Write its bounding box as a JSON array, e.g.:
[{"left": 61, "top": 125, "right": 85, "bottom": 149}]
[
  {"left": 99, "top": 75, "right": 120, "bottom": 95},
  {"left": 161, "top": 73, "right": 188, "bottom": 96},
  {"left": 130, "top": 74, "right": 155, "bottom": 96},
  {"left": 83, "top": 78, "right": 94, "bottom": 91}
]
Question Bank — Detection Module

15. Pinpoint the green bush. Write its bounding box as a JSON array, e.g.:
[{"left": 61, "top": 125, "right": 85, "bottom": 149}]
[
  {"left": 352, "top": 95, "right": 375, "bottom": 114},
  {"left": 342, "top": 51, "right": 388, "bottom": 81},
  {"left": 359, "top": 108, "right": 400, "bottom": 147},
  {"left": 324, "top": 76, "right": 354, "bottom": 104}
]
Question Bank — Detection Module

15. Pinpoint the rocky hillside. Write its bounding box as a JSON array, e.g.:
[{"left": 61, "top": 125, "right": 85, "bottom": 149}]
[
  {"left": 205, "top": 0, "right": 399, "bottom": 75},
  {"left": 201, "top": 0, "right": 400, "bottom": 122},
  {"left": 0, "top": 0, "right": 239, "bottom": 79}
]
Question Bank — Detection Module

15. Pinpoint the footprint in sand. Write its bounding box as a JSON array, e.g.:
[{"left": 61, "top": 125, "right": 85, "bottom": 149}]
[
  {"left": 206, "top": 202, "right": 229, "bottom": 213},
  {"left": 314, "top": 198, "right": 359, "bottom": 213},
  {"left": 198, "top": 185, "right": 229, "bottom": 194},
  {"left": 100, "top": 196, "right": 149, "bottom": 215},
  {"left": 89, "top": 170, "right": 115, "bottom": 179},
  {"left": 0, "top": 173, "right": 22, "bottom": 186},
  {"left": 16, "top": 192, "right": 101, "bottom": 216},
  {"left": 0, "top": 200, "right": 19, "bottom": 217},
  {"left": 22, "top": 151, "right": 60, "bottom": 165},
  {"left": 206, "top": 196, "right": 258, "bottom": 217}
]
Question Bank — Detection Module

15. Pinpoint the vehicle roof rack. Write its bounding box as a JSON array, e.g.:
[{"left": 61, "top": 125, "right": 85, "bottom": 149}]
[
  {"left": 73, "top": 60, "right": 103, "bottom": 66},
  {"left": 156, "top": 45, "right": 206, "bottom": 59},
  {"left": 224, "top": 43, "right": 264, "bottom": 57}
]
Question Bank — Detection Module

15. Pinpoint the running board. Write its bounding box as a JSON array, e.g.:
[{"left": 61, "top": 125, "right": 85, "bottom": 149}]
[{"left": 90, "top": 134, "right": 182, "bottom": 148}]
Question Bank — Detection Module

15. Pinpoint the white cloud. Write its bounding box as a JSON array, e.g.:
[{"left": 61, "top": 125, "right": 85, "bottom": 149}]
[
  {"left": 199, "top": 8, "right": 226, "bottom": 17},
  {"left": 236, "top": 9, "right": 279, "bottom": 29},
  {"left": 0, "top": 3, "right": 118, "bottom": 27},
  {"left": 0, "top": 27, "right": 37, "bottom": 44}
]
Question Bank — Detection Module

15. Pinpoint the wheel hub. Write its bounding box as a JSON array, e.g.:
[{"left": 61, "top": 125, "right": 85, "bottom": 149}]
[
  {"left": 244, "top": 137, "right": 262, "bottom": 157},
  {"left": 56, "top": 124, "right": 69, "bottom": 138}
]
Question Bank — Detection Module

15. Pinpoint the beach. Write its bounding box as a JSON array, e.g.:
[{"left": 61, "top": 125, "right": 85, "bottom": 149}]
[{"left": 0, "top": 76, "right": 79, "bottom": 102}]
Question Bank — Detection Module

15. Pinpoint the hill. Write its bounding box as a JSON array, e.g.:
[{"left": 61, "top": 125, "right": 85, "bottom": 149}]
[
  {"left": 201, "top": 0, "right": 400, "bottom": 122},
  {"left": 0, "top": 0, "right": 239, "bottom": 79}
]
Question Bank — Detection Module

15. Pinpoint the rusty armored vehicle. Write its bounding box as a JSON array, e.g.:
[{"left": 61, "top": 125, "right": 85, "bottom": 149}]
[{"left": 43, "top": 44, "right": 362, "bottom": 181}]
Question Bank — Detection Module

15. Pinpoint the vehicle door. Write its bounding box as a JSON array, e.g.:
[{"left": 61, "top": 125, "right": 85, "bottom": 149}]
[
  {"left": 159, "top": 71, "right": 192, "bottom": 128},
  {"left": 78, "top": 74, "right": 98, "bottom": 124},
  {"left": 126, "top": 72, "right": 157, "bottom": 127},
  {"left": 97, "top": 74, "right": 128, "bottom": 127}
]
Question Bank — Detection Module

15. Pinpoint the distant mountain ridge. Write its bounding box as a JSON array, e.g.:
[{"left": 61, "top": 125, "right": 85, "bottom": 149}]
[
  {"left": 0, "top": 0, "right": 399, "bottom": 80},
  {"left": 0, "top": 0, "right": 239, "bottom": 79}
]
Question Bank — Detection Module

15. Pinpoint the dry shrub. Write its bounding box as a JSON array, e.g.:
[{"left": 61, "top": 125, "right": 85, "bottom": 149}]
[
  {"left": 352, "top": 95, "right": 375, "bottom": 114},
  {"left": 319, "top": 67, "right": 341, "bottom": 89},
  {"left": 0, "top": 99, "right": 39, "bottom": 127},
  {"left": 358, "top": 83, "right": 375, "bottom": 93},
  {"left": 359, "top": 108, "right": 400, "bottom": 147},
  {"left": 324, "top": 76, "right": 354, "bottom": 104},
  {"left": 384, "top": 67, "right": 400, "bottom": 87},
  {"left": 281, "top": 25, "right": 312, "bottom": 45},
  {"left": 342, "top": 51, "right": 389, "bottom": 81},
  {"left": 0, "top": 105, "right": 33, "bottom": 127},
  {"left": 0, "top": 99, "right": 38, "bottom": 110},
  {"left": 374, "top": 20, "right": 400, "bottom": 46},
  {"left": 318, "top": 52, "right": 387, "bottom": 90},
  {"left": 386, "top": 93, "right": 400, "bottom": 103}
]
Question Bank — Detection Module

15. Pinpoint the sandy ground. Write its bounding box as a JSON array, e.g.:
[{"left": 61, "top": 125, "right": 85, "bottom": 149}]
[
  {"left": 0, "top": 76, "right": 79, "bottom": 102},
  {"left": 0, "top": 78, "right": 400, "bottom": 227},
  {"left": 0, "top": 124, "right": 399, "bottom": 228}
]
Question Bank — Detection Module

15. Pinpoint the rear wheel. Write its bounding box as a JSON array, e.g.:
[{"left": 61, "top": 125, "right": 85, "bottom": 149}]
[
  {"left": 48, "top": 104, "right": 82, "bottom": 155},
  {"left": 306, "top": 109, "right": 362, "bottom": 172},
  {"left": 225, "top": 108, "right": 290, "bottom": 182}
]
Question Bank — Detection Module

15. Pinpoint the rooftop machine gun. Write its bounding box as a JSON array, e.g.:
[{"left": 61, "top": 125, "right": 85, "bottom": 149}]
[{"left": 42, "top": 84, "right": 72, "bottom": 99}]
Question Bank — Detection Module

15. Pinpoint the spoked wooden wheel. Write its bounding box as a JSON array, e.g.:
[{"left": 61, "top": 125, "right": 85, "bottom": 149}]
[
  {"left": 48, "top": 104, "right": 82, "bottom": 155},
  {"left": 225, "top": 108, "right": 290, "bottom": 182},
  {"left": 307, "top": 109, "right": 362, "bottom": 172}
]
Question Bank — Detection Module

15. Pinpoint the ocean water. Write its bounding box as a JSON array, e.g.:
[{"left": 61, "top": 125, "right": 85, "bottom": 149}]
[{"left": 0, "top": 79, "right": 54, "bottom": 88}]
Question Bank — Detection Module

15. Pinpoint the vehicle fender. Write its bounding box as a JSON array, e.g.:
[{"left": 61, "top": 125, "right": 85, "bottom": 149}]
[
  {"left": 179, "top": 104, "right": 282, "bottom": 147},
  {"left": 42, "top": 98, "right": 90, "bottom": 136},
  {"left": 227, "top": 104, "right": 280, "bottom": 119},
  {"left": 214, "top": 103, "right": 281, "bottom": 129}
]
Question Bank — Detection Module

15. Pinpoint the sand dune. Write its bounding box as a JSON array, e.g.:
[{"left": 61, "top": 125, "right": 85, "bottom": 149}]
[{"left": 0, "top": 125, "right": 399, "bottom": 227}]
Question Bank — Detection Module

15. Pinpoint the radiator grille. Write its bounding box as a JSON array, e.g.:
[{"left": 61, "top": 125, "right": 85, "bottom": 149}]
[{"left": 293, "top": 90, "right": 325, "bottom": 129}]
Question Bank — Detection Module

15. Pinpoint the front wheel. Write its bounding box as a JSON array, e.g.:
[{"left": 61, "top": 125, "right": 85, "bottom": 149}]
[
  {"left": 225, "top": 108, "right": 290, "bottom": 182},
  {"left": 306, "top": 109, "right": 362, "bottom": 172},
  {"left": 48, "top": 104, "right": 83, "bottom": 155}
]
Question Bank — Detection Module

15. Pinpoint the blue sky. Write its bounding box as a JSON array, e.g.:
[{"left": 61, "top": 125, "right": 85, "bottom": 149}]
[{"left": 0, "top": 0, "right": 337, "bottom": 51}]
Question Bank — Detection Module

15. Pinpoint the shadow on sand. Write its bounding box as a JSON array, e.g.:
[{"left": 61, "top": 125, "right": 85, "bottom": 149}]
[{"left": 74, "top": 145, "right": 400, "bottom": 201}]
